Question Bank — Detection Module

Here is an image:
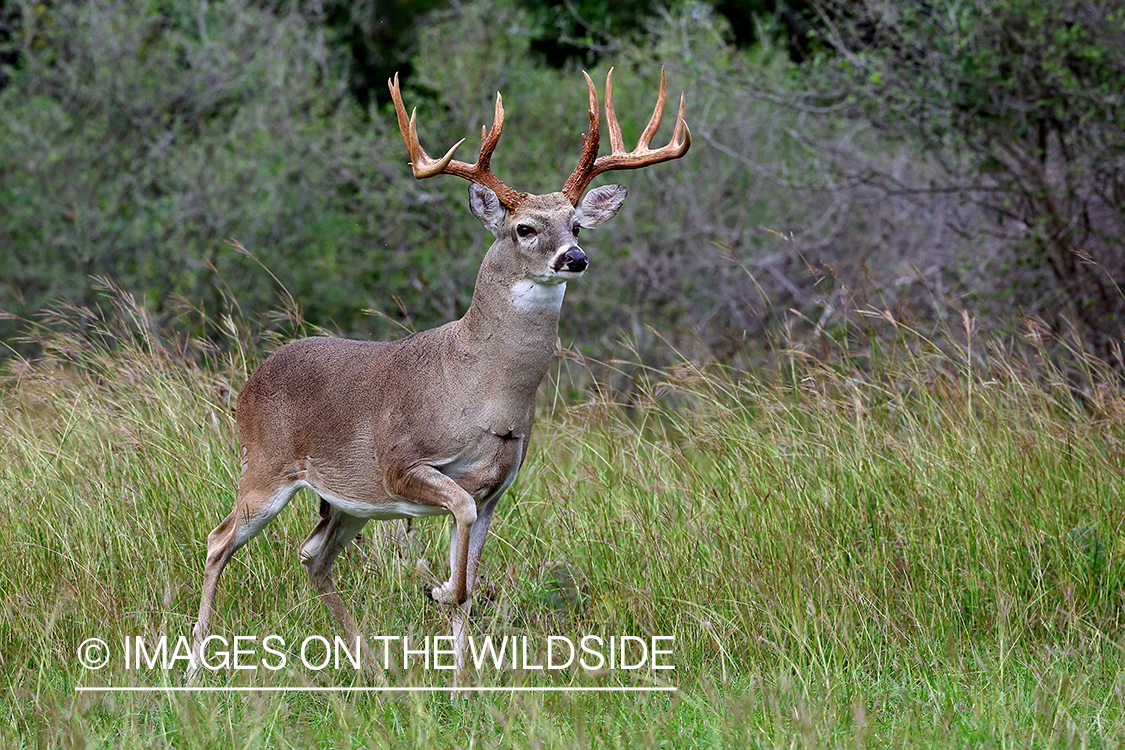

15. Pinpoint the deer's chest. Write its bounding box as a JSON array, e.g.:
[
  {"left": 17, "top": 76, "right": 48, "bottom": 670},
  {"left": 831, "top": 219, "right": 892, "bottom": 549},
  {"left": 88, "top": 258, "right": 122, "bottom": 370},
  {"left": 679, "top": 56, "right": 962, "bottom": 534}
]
[{"left": 438, "top": 430, "right": 525, "bottom": 502}]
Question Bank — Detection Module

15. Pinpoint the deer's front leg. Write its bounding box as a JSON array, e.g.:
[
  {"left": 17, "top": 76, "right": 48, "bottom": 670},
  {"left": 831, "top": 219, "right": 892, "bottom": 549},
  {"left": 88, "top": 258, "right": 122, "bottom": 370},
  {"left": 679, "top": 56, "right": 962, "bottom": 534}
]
[
  {"left": 384, "top": 464, "right": 477, "bottom": 605},
  {"left": 450, "top": 494, "right": 499, "bottom": 688}
]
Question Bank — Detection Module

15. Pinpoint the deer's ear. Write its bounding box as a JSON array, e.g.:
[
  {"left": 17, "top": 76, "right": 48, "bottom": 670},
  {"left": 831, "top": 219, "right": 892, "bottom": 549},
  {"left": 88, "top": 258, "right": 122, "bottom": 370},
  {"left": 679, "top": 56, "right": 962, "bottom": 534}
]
[
  {"left": 575, "top": 185, "right": 627, "bottom": 228},
  {"left": 469, "top": 184, "right": 508, "bottom": 236}
]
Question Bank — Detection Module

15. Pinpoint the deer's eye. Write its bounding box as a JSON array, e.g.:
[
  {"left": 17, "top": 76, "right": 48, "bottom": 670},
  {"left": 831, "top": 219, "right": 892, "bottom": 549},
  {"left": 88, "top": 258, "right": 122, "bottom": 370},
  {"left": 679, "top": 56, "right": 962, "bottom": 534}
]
[
  {"left": 572, "top": 225, "right": 581, "bottom": 237},
  {"left": 516, "top": 224, "right": 536, "bottom": 238}
]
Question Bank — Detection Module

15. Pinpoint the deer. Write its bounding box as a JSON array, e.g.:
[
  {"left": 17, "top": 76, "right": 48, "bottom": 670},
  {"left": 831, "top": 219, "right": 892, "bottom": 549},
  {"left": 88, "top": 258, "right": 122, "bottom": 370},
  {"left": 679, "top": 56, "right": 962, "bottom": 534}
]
[{"left": 188, "top": 67, "right": 690, "bottom": 689}]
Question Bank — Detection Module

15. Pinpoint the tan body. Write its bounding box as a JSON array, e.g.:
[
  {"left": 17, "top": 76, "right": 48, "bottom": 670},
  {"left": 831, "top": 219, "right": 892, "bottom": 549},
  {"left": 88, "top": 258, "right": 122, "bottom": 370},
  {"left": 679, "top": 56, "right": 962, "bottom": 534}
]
[
  {"left": 189, "top": 70, "right": 689, "bottom": 689},
  {"left": 234, "top": 233, "right": 561, "bottom": 527},
  {"left": 239, "top": 277, "right": 551, "bottom": 520}
]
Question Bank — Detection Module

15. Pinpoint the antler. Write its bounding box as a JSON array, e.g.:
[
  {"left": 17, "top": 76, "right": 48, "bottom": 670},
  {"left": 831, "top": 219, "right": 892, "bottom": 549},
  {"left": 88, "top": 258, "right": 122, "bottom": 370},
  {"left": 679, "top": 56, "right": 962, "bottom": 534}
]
[
  {"left": 388, "top": 73, "right": 524, "bottom": 209},
  {"left": 561, "top": 67, "right": 691, "bottom": 205}
]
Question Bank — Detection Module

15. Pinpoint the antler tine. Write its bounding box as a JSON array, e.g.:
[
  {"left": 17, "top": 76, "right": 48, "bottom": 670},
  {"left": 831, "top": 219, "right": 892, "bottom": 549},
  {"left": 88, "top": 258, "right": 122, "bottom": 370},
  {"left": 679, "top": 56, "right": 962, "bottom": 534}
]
[
  {"left": 475, "top": 92, "right": 505, "bottom": 167},
  {"left": 389, "top": 73, "right": 465, "bottom": 178},
  {"left": 605, "top": 68, "right": 624, "bottom": 153},
  {"left": 387, "top": 73, "right": 523, "bottom": 208},
  {"left": 561, "top": 71, "right": 602, "bottom": 202},
  {"left": 672, "top": 90, "right": 690, "bottom": 151},
  {"left": 636, "top": 66, "right": 667, "bottom": 149},
  {"left": 561, "top": 67, "right": 692, "bottom": 205}
]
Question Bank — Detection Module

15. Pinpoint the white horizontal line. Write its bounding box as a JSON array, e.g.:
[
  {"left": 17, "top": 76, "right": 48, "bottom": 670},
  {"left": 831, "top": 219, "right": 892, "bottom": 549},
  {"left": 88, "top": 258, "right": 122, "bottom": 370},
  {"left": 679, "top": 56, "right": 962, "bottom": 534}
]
[{"left": 76, "top": 685, "right": 676, "bottom": 693}]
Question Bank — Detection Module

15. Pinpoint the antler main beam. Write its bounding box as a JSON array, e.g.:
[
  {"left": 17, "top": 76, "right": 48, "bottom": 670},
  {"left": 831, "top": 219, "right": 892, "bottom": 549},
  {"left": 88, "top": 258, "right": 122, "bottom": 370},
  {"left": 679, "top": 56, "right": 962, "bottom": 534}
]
[
  {"left": 388, "top": 73, "right": 524, "bottom": 209},
  {"left": 561, "top": 67, "right": 691, "bottom": 205}
]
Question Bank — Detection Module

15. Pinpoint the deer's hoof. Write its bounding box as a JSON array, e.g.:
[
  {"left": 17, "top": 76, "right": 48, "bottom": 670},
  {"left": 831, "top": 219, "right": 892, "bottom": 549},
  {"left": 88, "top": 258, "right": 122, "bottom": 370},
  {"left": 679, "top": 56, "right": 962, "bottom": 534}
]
[{"left": 426, "top": 580, "right": 458, "bottom": 605}]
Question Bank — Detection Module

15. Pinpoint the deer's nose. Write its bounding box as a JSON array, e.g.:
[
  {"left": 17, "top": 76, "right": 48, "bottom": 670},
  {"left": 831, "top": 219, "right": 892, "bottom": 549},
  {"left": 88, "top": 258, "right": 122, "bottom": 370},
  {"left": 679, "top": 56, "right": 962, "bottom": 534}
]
[{"left": 562, "top": 247, "right": 588, "bottom": 272}]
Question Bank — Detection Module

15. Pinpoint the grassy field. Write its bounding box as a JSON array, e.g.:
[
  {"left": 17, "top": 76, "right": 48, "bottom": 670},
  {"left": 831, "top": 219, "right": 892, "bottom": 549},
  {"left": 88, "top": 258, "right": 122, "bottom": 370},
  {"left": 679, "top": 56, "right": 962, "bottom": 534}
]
[{"left": 3, "top": 293, "right": 1125, "bottom": 747}]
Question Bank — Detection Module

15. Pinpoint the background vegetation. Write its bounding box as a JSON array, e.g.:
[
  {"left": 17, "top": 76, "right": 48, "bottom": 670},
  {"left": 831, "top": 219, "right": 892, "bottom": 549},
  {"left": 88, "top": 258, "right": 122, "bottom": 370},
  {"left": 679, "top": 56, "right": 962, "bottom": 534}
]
[
  {"left": 3, "top": 0, "right": 1121, "bottom": 367},
  {"left": 3, "top": 0, "right": 1125, "bottom": 745}
]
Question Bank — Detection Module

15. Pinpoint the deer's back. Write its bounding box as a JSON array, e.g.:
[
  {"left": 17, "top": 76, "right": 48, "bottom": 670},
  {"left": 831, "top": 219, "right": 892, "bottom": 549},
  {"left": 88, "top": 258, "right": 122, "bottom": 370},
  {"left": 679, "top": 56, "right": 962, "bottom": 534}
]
[{"left": 234, "top": 337, "right": 396, "bottom": 486}]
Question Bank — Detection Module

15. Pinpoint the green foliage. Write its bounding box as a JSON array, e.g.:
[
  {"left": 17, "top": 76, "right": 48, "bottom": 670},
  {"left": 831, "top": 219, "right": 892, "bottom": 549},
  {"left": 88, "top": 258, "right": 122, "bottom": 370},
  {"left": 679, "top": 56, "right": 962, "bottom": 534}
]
[
  {"left": 0, "top": 1, "right": 19, "bottom": 90},
  {"left": 711, "top": 0, "right": 816, "bottom": 55},
  {"left": 521, "top": 0, "right": 667, "bottom": 65},
  {"left": 822, "top": 0, "right": 1125, "bottom": 151},
  {"left": 520, "top": 0, "right": 816, "bottom": 64},
  {"left": 2, "top": 0, "right": 771, "bottom": 361},
  {"left": 3, "top": 0, "right": 1123, "bottom": 368},
  {"left": 0, "top": 0, "right": 427, "bottom": 343},
  {"left": 807, "top": 0, "right": 1125, "bottom": 353},
  {"left": 317, "top": 0, "right": 448, "bottom": 105}
]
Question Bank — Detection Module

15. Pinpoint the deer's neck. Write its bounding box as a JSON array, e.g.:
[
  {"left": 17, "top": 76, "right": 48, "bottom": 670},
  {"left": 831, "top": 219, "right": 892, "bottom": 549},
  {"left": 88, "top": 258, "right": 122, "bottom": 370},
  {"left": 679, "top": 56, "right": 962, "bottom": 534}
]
[{"left": 456, "top": 264, "right": 563, "bottom": 400}]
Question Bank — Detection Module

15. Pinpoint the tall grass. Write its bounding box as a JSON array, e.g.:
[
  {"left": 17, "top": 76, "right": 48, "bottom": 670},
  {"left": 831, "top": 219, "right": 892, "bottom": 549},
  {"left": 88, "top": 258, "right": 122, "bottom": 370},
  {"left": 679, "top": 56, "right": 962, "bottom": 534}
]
[{"left": 2, "top": 290, "right": 1124, "bottom": 747}]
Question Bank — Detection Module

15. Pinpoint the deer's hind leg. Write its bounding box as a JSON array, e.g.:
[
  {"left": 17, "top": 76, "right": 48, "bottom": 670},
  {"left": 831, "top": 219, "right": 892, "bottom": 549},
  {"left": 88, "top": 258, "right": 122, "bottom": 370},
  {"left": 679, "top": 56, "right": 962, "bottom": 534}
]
[
  {"left": 189, "top": 478, "right": 298, "bottom": 680},
  {"left": 299, "top": 505, "right": 380, "bottom": 673}
]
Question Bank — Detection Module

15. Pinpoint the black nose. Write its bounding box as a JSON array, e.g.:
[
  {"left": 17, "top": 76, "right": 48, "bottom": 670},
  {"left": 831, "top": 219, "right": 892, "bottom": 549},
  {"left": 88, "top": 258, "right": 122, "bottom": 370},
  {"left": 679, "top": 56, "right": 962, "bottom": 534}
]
[{"left": 563, "top": 247, "right": 588, "bottom": 272}]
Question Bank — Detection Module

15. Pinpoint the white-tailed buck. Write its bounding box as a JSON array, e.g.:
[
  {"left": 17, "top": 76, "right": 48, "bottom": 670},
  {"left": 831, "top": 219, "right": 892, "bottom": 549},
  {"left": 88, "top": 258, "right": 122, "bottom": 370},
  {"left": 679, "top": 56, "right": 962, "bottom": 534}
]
[{"left": 189, "top": 67, "right": 690, "bottom": 687}]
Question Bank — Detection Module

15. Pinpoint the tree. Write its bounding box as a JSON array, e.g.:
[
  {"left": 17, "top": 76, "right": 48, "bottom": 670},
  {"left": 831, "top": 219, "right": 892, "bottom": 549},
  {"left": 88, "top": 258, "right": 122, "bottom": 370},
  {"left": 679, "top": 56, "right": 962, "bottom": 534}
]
[{"left": 809, "top": 0, "right": 1125, "bottom": 358}]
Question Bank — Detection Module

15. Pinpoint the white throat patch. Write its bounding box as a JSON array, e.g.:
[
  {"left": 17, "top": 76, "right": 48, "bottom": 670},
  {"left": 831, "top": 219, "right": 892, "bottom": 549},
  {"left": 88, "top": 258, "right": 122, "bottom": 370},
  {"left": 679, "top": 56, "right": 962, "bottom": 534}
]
[{"left": 510, "top": 279, "right": 566, "bottom": 313}]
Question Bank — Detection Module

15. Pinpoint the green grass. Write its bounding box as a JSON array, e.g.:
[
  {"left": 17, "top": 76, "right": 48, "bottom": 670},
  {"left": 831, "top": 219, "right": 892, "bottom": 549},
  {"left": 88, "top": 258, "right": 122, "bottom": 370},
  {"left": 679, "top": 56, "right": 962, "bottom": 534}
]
[{"left": 3, "top": 293, "right": 1125, "bottom": 747}]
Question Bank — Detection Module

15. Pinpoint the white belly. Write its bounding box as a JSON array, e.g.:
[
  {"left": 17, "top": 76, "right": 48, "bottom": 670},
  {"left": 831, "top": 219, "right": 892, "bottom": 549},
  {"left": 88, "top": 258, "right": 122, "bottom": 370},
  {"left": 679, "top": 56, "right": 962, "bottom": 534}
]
[{"left": 298, "top": 480, "right": 451, "bottom": 520}]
